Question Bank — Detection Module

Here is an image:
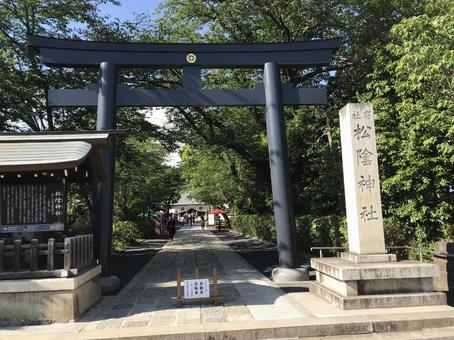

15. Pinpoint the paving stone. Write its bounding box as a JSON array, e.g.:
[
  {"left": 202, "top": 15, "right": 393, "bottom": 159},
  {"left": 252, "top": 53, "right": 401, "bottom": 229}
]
[
  {"left": 149, "top": 314, "right": 176, "bottom": 326},
  {"left": 132, "top": 304, "right": 157, "bottom": 313},
  {"left": 106, "top": 308, "right": 130, "bottom": 318},
  {"left": 135, "top": 297, "right": 159, "bottom": 305},
  {"left": 112, "top": 302, "right": 135, "bottom": 310},
  {"left": 122, "top": 320, "right": 149, "bottom": 328},
  {"left": 225, "top": 305, "right": 250, "bottom": 315},
  {"left": 227, "top": 313, "right": 254, "bottom": 322},
  {"left": 125, "top": 291, "right": 142, "bottom": 297},
  {"left": 95, "top": 319, "right": 124, "bottom": 330}
]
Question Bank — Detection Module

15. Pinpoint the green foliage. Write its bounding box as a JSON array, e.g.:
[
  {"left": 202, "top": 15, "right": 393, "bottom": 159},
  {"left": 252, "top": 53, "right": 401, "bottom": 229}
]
[
  {"left": 232, "top": 215, "right": 276, "bottom": 243},
  {"left": 115, "top": 137, "right": 183, "bottom": 220},
  {"left": 136, "top": 219, "right": 157, "bottom": 239},
  {"left": 232, "top": 214, "right": 347, "bottom": 252},
  {"left": 155, "top": 0, "right": 428, "bottom": 221},
  {"left": 364, "top": 0, "right": 454, "bottom": 248},
  {"left": 112, "top": 220, "right": 142, "bottom": 252},
  {"left": 68, "top": 214, "right": 91, "bottom": 236},
  {"left": 1, "top": 0, "right": 451, "bottom": 254},
  {"left": 0, "top": 0, "right": 117, "bottom": 131},
  {"left": 300, "top": 215, "right": 347, "bottom": 251}
]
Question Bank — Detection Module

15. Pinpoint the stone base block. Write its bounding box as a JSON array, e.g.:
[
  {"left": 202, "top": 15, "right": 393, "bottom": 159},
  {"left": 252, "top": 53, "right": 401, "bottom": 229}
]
[
  {"left": 434, "top": 270, "right": 454, "bottom": 292},
  {"left": 310, "top": 257, "right": 445, "bottom": 310},
  {"left": 316, "top": 272, "right": 434, "bottom": 297},
  {"left": 340, "top": 252, "right": 396, "bottom": 263},
  {"left": 310, "top": 281, "right": 446, "bottom": 310},
  {"left": 272, "top": 267, "right": 309, "bottom": 282},
  {"left": 434, "top": 241, "right": 454, "bottom": 255},
  {"left": 311, "top": 257, "right": 438, "bottom": 281},
  {"left": 0, "top": 265, "right": 101, "bottom": 325}
]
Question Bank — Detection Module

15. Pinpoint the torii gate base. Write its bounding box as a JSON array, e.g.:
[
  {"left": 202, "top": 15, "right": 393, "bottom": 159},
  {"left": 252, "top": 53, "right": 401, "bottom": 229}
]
[{"left": 29, "top": 35, "right": 341, "bottom": 288}]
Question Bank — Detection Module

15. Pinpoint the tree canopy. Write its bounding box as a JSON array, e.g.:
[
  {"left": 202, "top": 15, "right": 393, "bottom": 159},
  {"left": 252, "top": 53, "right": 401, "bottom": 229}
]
[{"left": 1, "top": 0, "right": 452, "bottom": 248}]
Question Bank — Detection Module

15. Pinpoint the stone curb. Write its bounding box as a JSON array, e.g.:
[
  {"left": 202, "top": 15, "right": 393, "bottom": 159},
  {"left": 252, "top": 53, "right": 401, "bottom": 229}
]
[{"left": 3, "top": 311, "right": 454, "bottom": 340}]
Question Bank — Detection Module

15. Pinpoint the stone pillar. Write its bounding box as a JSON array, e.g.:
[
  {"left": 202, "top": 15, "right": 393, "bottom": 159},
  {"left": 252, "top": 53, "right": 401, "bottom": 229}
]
[
  {"left": 338, "top": 103, "right": 389, "bottom": 260},
  {"left": 263, "top": 62, "right": 308, "bottom": 282},
  {"left": 309, "top": 103, "right": 445, "bottom": 309},
  {"left": 94, "top": 61, "right": 120, "bottom": 293}
]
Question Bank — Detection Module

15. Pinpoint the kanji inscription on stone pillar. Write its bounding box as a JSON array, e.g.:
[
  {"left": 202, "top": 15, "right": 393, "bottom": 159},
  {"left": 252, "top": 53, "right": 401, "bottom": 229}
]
[{"left": 339, "top": 103, "right": 385, "bottom": 254}]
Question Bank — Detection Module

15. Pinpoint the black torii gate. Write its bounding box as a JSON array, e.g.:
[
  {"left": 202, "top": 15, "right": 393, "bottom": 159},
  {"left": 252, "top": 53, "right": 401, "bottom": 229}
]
[{"left": 29, "top": 35, "right": 341, "bottom": 284}]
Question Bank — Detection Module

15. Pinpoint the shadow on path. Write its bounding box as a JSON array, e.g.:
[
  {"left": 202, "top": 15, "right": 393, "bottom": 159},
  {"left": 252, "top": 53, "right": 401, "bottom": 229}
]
[
  {"left": 211, "top": 230, "right": 279, "bottom": 279},
  {"left": 112, "top": 238, "right": 168, "bottom": 291}
]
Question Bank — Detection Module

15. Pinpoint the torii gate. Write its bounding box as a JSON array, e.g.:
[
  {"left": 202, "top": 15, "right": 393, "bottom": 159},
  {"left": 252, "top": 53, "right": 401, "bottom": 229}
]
[{"left": 29, "top": 35, "right": 341, "bottom": 286}]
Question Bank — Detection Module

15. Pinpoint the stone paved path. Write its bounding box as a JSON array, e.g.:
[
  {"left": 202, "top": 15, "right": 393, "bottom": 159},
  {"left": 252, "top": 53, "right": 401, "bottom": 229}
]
[
  {"left": 1, "top": 224, "right": 454, "bottom": 339},
  {"left": 81, "top": 224, "right": 306, "bottom": 331}
]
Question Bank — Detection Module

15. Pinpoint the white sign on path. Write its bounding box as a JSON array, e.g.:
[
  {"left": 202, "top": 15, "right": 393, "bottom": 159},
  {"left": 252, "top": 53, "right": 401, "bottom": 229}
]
[
  {"left": 339, "top": 103, "right": 386, "bottom": 255},
  {"left": 183, "top": 279, "right": 210, "bottom": 298}
]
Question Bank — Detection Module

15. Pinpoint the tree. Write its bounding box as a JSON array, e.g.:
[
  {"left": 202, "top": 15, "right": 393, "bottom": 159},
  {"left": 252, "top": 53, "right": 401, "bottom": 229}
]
[
  {"left": 0, "top": 0, "right": 118, "bottom": 131},
  {"left": 153, "top": 0, "right": 426, "bottom": 217},
  {"left": 115, "top": 137, "right": 183, "bottom": 220},
  {"left": 364, "top": 0, "right": 454, "bottom": 245}
]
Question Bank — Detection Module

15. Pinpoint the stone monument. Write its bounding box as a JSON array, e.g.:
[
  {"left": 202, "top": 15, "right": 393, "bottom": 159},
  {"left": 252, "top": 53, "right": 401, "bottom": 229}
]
[{"left": 310, "top": 103, "right": 446, "bottom": 309}]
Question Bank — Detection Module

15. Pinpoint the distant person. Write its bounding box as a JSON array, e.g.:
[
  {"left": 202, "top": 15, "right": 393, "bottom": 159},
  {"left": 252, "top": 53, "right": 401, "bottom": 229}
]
[
  {"left": 200, "top": 214, "right": 205, "bottom": 229},
  {"left": 167, "top": 217, "right": 176, "bottom": 240}
]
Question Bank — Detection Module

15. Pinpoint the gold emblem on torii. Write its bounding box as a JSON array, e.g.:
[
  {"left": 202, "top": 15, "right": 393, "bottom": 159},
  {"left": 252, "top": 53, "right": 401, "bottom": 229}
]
[{"left": 186, "top": 53, "right": 197, "bottom": 64}]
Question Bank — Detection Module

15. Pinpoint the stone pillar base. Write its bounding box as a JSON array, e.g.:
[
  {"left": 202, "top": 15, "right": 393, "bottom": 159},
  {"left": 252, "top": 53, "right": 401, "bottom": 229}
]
[
  {"left": 0, "top": 265, "right": 101, "bottom": 325},
  {"left": 272, "top": 267, "right": 309, "bottom": 282},
  {"left": 100, "top": 275, "right": 121, "bottom": 295},
  {"left": 310, "top": 257, "right": 446, "bottom": 310}
]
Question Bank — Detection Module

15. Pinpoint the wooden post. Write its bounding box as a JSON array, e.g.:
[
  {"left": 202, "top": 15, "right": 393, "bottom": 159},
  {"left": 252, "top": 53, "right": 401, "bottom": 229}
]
[
  {"left": 71, "top": 237, "right": 77, "bottom": 269},
  {"left": 47, "top": 238, "right": 55, "bottom": 270},
  {"left": 13, "top": 240, "right": 21, "bottom": 271},
  {"left": 83, "top": 235, "right": 88, "bottom": 267},
  {"left": 76, "top": 236, "right": 82, "bottom": 268},
  {"left": 212, "top": 266, "right": 220, "bottom": 297},
  {"left": 89, "top": 234, "right": 93, "bottom": 265},
  {"left": 176, "top": 268, "right": 182, "bottom": 299},
  {"left": 30, "top": 239, "right": 38, "bottom": 271},
  {"left": 0, "top": 240, "right": 4, "bottom": 272},
  {"left": 64, "top": 237, "right": 72, "bottom": 270}
]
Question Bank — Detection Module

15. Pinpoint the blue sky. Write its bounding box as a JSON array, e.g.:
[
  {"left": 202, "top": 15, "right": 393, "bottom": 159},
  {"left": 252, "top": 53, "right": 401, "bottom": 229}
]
[{"left": 99, "top": 0, "right": 163, "bottom": 21}]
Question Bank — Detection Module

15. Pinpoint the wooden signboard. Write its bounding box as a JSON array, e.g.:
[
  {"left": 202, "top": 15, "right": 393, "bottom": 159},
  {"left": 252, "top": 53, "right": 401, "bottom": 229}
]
[
  {"left": 0, "top": 181, "right": 65, "bottom": 233},
  {"left": 171, "top": 267, "right": 223, "bottom": 306}
]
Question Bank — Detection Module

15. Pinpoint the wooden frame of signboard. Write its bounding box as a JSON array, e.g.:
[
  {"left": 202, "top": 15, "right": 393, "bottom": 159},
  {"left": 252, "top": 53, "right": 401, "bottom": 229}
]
[{"left": 171, "top": 266, "right": 223, "bottom": 306}]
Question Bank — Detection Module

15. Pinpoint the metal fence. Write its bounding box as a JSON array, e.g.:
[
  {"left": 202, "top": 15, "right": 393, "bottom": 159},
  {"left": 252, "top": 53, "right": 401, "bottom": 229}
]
[{"left": 310, "top": 245, "right": 448, "bottom": 262}]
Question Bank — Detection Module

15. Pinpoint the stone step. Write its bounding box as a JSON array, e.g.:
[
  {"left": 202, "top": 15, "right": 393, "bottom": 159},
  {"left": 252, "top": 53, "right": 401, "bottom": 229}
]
[
  {"left": 310, "top": 281, "right": 447, "bottom": 310},
  {"left": 297, "top": 326, "right": 454, "bottom": 339},
  {"left": 13, "top": 311, "right": 454, "bottom": 340}
]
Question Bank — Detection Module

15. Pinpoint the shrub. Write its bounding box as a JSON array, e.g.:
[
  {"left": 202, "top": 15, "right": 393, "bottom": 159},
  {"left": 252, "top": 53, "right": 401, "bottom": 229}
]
[
  {"left": 137, "top": 219, "right": 157, "bottom": 239},
  {"left": 232, "top": 214, "right": 347, "bottom": 253},
  {"left": 231, "top": 215, "right": 276, "bottom": 243},
  {"left": 68, "top": 214, "right": 91, "bottom": 235},
  {"left": 112, "top": 220, "right": 143, "bottom": 252}
]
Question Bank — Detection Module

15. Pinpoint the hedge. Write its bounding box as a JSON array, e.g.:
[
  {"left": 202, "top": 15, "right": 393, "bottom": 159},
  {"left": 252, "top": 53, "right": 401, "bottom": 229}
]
[{"left": 231, "top": 214, "right": 347, "bottom": 252}]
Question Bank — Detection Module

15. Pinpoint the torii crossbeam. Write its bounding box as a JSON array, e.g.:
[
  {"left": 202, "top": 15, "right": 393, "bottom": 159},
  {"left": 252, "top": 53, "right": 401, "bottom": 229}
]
[{"left": 29, "top": 34, "right": 341, "bottom": 285}]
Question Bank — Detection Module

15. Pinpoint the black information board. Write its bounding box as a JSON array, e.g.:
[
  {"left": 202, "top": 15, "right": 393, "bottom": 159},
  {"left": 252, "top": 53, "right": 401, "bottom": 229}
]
[{"left": 0, "top": 182, "right": 65, "bottom": 233}]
